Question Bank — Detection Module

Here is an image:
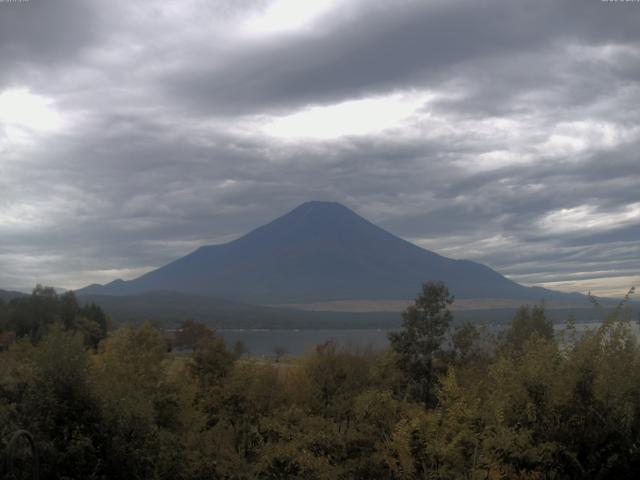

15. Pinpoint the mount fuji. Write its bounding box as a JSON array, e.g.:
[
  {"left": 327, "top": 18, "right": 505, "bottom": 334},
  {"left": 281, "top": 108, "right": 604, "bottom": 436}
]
[{"left": 77, "top": 201, "right": 578, "bottom": 304}]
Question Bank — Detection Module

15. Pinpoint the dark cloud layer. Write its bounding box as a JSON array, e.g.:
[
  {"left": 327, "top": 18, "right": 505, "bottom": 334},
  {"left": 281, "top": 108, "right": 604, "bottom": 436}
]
[{"left": 0, "top": 0, "right": 638, "bottom": 296}]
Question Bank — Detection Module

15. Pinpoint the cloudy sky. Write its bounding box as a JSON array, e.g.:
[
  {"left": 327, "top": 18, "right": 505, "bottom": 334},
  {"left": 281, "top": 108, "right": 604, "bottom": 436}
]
[{"left": 0, "top": 0, "right": 639, "bottom": 296}]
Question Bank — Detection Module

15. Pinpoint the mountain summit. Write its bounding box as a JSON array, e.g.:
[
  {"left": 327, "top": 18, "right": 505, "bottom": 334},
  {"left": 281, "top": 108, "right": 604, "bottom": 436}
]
[{"left": 77, "top": 201, "right": 571, "bottom": 303}]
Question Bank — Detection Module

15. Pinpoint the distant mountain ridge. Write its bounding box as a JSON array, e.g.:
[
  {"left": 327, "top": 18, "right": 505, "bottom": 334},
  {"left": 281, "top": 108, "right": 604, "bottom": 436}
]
[
  {"left": 0, "top": 289, "right": 28, "bottom": 302},
  {"left": 77, "top": 201, "right": 582, "bottom": 304}
]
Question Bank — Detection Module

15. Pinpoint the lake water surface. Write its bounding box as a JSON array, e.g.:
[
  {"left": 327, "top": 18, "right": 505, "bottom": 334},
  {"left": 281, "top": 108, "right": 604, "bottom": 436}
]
[{"left": 218, "top": 321, "right": 640, "bottom": 357}]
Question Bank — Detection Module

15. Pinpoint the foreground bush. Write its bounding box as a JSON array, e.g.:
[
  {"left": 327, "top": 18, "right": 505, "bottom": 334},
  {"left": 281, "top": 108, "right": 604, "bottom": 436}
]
[{"left": 0, "top": 285, "right": 639, "bottom": 479}]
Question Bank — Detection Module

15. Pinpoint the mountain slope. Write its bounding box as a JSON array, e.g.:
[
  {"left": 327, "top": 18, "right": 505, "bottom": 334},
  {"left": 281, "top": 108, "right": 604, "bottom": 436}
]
[
  {"left": 77, "top": 290, "right": 403, "bottom": 329},
  {"left": 0, "top": 289, "right": 28, "bottom": 302},
  {"left": 77, "top": 201, "right": 579, "bottom": 303}
]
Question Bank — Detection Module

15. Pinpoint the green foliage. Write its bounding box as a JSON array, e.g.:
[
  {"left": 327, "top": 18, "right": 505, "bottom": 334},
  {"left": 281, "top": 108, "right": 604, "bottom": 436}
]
[
  {"left": 2, "top": 282, "right": 640, "bottom": 479},
  {"left": 501, "top": 304, "right": 554, "bottom": 353},
  {"left": 174, "top": 319, "right": 214, "bottom": 350},
  {"left": 191, "top": 333, "right": 236, "bottom": 390},
  {"left": 0, "top": 285, "right": 108, "bottom": 347},
  {"left": 388, "top": 281, "right": 454, "bottom": 405},
  {"left": 90, "top": 323, "right": 195, "bottom": 478},
  {"left": 0, "top": 326, "right": 103, "bottom": 478},
  {"left": 450, "top": 321, "right": 485, "bottom": 367}
]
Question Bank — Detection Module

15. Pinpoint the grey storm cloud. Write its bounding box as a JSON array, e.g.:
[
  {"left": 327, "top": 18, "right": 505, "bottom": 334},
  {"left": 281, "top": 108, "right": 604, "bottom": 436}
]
[
  {"left": 0, "top": 0, "right": 638, "bottom": 296},
  {"left": 167, "top": 0, "right": 640, "bottom": 115}
]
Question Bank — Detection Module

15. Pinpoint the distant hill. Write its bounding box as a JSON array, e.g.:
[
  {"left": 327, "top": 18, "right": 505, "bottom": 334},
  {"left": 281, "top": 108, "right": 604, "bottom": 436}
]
[
  {"left": 77, "top": 290, "right": 614, "bottom": 330},
  {"left": 77, "top": 201, "right": 585, "bottom": 304},
  {"left": 0, "top": 289, "right": 28, "bottom": 302},
  {"left": 77, "top": 290, "right": 402, "bottom": 329}
]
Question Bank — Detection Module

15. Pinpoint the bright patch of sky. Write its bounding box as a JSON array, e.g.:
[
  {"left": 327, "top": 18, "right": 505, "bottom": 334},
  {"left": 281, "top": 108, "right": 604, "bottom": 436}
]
[
  {"left": 242, "top": 0, "right": 340, "bottom": 36},
  {"left": 538, "top": 203, "right": 640, "bottom": 234},
  {"left": 0, "top": 89, "right": 63, "bottom": 133},
  {"left": 536, "top": 276, "right": 640, "bottom": 299},
  {"left": 0, "top": 89, "right": 67, "bottom": 154},
  {"left": 260, "top": 91, "right": 434, "bottom": 139}
]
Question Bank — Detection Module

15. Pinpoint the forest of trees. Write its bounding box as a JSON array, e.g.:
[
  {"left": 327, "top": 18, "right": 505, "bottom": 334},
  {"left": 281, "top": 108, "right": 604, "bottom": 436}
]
[{"left": 1, "top": 283, "right": 639, "bottom": 479}]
